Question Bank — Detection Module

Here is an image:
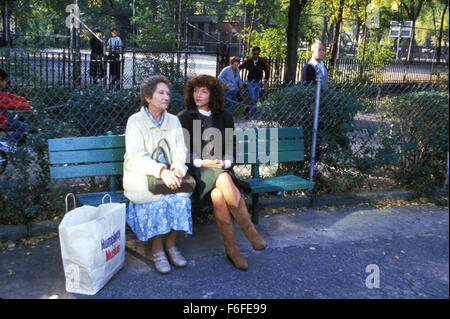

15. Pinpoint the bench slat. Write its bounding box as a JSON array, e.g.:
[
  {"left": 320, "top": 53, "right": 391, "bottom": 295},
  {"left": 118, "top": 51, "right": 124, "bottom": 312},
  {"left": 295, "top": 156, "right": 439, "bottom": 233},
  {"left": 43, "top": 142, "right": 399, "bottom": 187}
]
[
  {"left": 76, "top": 191, "right": 128, "bottom": 206},
  {"left": 270, "top": 127, "right": 303, "bottom": 139},
  {"left": 50, "top": 162, "right": 123, "bottom": 179},
  {"left": 236, "top": 139, "right": 304, "bottom": 158},
  {"left": 49, "top": 148, "right": 125, "bottom": 164},
  {"left": 48, "top": 135, "right": 125, "bottom": 151},
  {"left": 235, "top": 150, "right": 304, "bottom": 164},
  {"left": 244, "top": 175, "right": 313, "bottom": 193}
]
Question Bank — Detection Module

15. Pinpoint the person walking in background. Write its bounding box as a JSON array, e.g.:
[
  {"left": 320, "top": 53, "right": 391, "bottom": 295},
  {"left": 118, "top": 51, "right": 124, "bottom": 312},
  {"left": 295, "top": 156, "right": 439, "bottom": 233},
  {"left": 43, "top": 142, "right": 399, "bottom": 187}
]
[
  {"left": 0, "top": 69, "right": 33, "bottom": 148},
  {"left": 107, "top": 27, "right": 123, "bottom": 90},
  {"left": 178, "top": 75, "right": 266, "bottom": 271},
  {"left": 218, "top": 56, "right": 243, "bottom": 114},
  {"left": 301, "top": 41, "right": 329, "bottom": 90},
  {"left": 239, "top": 46, "right": 270, "bottom": 119},
  {"left": 123, "top": 75, "right": 192, "bottom": 274},
  {"left": 89, "top": 28, "right": 105, "bottom": 84}
]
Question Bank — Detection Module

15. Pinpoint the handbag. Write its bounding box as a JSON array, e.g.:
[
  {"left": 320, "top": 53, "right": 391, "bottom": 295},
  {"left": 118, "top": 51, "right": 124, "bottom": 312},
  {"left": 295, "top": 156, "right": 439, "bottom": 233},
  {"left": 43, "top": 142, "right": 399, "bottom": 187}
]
[{"left": 147, "top": 138, "right": 196, "bottom": 194}]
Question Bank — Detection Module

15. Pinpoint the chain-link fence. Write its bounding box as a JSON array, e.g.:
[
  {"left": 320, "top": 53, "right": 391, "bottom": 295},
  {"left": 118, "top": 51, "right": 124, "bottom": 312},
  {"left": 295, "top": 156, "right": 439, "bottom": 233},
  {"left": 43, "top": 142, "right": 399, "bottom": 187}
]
[{"left": 0, "top": 58, "right": 448, "bottom": 224}]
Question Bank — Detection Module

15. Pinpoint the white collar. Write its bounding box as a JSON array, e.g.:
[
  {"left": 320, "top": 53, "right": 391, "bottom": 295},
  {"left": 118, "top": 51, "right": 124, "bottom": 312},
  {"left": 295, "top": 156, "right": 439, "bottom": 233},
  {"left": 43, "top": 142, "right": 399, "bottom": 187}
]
[
  {"left": 198, "top": 109, "right": 212, "bottom": 117},
  {"left": 309, "top": 58, "right": 324, "bottom": 67}
]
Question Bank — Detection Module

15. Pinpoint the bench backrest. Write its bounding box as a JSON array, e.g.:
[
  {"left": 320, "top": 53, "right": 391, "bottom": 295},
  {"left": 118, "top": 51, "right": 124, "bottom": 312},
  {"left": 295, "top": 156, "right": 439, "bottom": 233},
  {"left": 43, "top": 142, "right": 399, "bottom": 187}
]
[{"left": 48, "top": 126, "right": 304, "bottom": 182}]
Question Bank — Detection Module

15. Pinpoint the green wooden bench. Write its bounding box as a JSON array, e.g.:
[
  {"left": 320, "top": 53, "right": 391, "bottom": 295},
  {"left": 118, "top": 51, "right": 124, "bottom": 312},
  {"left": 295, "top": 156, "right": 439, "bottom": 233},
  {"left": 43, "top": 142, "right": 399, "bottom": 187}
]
[
  {"left": 48, "top": 127, "right": 313, "bottom": 224},
  {"left": 236, "top": 126, "right": 313, "bottom": 224}
]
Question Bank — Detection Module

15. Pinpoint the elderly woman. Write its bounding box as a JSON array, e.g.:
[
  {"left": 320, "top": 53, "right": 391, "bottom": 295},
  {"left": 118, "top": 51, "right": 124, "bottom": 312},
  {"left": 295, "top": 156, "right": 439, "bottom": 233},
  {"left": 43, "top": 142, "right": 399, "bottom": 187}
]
[
  {"left": 177, "top": 74, "right": 266, "bottom": 271},
  {"left": 123, "top": 75, "right": 192, "bottom": 274}
]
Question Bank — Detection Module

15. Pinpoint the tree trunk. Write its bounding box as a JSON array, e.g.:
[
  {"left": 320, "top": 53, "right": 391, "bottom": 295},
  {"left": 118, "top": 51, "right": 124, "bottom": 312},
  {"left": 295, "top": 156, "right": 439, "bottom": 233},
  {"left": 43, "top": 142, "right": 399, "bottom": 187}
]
[
  {"left": 400, "top": 0, "right": 425, "bottom": 62},
  {"left": 329, "top": 0, "right": 345, "bottom": 66},
  {"left": 283, "top": 0, "right": 309, "bottom": 83},
  {"left": 284, "top": 0, "right": 300, "bottom": 83},
  {"left": 437, "top": 0, "right": 448, "bottom": 63},
  {"left": 321, "top": 15, "right": 328, "bottom": 44},
  {"left": 246, "top": 0, "right": 258, "bottom": 57}
]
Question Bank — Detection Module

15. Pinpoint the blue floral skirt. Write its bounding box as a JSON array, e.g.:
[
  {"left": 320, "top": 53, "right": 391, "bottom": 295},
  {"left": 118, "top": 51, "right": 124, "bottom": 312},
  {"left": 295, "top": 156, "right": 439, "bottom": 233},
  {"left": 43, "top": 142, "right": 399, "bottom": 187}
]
[{"left": 126, "top": 194, "right": 192, "bottom": 242}]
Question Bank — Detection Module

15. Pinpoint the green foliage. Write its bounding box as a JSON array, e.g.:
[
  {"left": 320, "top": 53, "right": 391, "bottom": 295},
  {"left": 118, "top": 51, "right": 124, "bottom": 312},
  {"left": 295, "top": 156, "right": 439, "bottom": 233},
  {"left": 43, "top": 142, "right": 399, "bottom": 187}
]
[
  {"left": 0, "top": 99, "right": 72, "bottom": 225},
  {"left": 258, "top": 84, "right": 373, "bottom": 192},
  {"left": 238, "top": 26, "right": 287, "bottom": 60},
  {"left": 66, "top": 86, "right": 140, "bottom": 136},
  {"left": 65, "top": 83, "right": 185, "bottom": 136},
  {"left": 376, "top": 88, "right": 449, "bottom": 193}
]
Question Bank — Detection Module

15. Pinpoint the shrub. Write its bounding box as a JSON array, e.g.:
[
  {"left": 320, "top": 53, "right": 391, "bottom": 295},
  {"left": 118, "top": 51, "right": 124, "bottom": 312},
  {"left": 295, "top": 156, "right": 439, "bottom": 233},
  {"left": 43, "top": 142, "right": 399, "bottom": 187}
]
[
  {"left": 258, "top": 83, "right": 373, "bottom": 192},
  {"left": 0, "top": 99, "right": 73, "bottom": 225},
  {"left": 376, "top": 88, "right": 449, "bottom": 193}
]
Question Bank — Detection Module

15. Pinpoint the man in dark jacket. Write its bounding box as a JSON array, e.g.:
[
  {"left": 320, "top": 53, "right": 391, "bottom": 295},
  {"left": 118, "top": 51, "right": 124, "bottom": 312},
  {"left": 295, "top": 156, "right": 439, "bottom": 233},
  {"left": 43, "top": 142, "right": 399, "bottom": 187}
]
[
  {"left": 301, "top": 42, "right": 329, "bottom": 90},
  {"left": 239, "top": 46, "right": 270, "bottom": 119},
  {"left": 89, "top": 28, "right": 105, "bottom": 84}
]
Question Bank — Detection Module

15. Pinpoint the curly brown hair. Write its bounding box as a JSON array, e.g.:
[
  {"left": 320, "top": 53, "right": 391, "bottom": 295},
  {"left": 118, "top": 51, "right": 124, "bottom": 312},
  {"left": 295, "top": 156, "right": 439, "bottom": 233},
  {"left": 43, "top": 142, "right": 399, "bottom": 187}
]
[{"left": 184, "top": 74, "right": 225, "bottom": 114}]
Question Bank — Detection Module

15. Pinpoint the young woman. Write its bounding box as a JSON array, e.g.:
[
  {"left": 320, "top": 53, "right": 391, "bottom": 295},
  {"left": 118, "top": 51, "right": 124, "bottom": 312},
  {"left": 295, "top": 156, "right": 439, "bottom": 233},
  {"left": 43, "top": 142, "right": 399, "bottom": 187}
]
[
  {"left": 178, "top": 74, "right": 266, "bottom": 271},
  {"left": 123, "top": 75, "right": 192, "bottom": 274}
]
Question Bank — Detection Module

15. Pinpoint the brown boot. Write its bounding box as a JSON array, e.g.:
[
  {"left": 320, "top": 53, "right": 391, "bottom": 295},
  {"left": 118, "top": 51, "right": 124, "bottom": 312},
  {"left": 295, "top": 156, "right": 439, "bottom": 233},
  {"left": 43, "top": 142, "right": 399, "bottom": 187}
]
[
  {"left": 216, "top": 219, "right": 248, "bottom": 271},
  {"left": 228, "top": 197, "right": 267, "bottom": 250}
]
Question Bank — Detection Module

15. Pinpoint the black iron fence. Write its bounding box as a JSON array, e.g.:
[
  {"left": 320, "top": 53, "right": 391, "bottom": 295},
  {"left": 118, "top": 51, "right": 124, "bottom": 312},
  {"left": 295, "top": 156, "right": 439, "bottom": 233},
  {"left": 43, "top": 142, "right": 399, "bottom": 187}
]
[{"left": 1, "top": 48, "right": 448, "bottom": 91}]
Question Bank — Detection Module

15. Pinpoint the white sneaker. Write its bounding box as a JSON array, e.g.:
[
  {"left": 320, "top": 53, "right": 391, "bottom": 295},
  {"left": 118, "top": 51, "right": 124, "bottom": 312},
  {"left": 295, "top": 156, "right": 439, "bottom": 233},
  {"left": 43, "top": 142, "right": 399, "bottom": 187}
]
[
  {"left": 166, "top": 246, "right": 187, "bottom": 268},
  {"left": 152, "top": 250, "right": 171, "bottom": 274}
]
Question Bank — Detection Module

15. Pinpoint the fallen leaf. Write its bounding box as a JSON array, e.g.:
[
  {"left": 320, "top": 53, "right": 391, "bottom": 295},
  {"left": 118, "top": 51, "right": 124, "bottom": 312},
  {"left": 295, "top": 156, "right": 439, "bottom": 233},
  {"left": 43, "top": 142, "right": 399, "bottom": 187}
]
[
  {"left": 394, "top": 255, "right": 399, "bottom": 259},
  {"left": 7, "top": 269, "right": 15, "bottom": 275},
  {"left": 309, "top": 247, "right": 316, "bottom": 251},
  {"left": 26, "top": 252, "right": 32, "bottom": 256}
]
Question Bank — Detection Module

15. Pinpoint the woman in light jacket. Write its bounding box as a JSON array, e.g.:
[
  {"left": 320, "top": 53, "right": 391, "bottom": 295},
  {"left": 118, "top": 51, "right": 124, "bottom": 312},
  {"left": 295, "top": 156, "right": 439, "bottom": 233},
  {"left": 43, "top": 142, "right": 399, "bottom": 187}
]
[{"left": 123, "top": 75, "right": 191, "bottom": 274}]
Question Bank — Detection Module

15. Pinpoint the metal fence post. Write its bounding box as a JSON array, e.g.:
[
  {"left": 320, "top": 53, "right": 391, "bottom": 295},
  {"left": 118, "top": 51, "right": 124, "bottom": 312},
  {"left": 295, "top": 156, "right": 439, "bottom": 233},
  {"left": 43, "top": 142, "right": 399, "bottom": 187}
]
[
  {"left": 376, "top": 83, "right": 381, "bottom": 113},
  {"left": 446, "top": 152, "right": 449, "bottom": 188},
  {"left": 309, "top": 73, "right": 322, "bottom": 186}
]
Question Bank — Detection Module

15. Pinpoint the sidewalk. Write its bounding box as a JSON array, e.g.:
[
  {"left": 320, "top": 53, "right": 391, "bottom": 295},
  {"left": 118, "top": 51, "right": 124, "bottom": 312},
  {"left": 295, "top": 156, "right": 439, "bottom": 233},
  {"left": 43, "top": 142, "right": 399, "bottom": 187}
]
[{"left": 0, "top": 190, "right": 448, "bottom": 299}]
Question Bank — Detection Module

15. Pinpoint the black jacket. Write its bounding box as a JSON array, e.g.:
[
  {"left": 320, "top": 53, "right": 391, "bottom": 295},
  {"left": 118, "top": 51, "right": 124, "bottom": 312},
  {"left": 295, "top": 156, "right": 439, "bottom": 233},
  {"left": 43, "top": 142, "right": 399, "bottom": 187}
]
[
  {"left": 90, "top": 36, "right": 103, "bottom": 57},
  {"left": 177, "top": 108, "right": 235, "bottom": 165},
  {"left": 177, "top": 108, "right": 251, "bottom": 196},
  {"left": 239, "top": 57, "right": 270, "bottom": 82}
]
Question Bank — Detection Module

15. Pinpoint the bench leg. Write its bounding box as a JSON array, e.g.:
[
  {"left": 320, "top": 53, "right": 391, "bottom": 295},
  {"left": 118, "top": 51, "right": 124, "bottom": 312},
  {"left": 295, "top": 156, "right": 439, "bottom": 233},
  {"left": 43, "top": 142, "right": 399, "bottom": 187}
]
[{"left": 251, "top": 194, "right": 259, "bottom": 224}]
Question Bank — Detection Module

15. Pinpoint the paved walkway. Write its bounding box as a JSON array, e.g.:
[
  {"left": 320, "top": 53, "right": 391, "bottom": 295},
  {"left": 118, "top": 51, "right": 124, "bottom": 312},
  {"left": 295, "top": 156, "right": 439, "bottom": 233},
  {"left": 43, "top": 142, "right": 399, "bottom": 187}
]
[{"left": 0, "top": 201, "right": 448, "bottom": 299}]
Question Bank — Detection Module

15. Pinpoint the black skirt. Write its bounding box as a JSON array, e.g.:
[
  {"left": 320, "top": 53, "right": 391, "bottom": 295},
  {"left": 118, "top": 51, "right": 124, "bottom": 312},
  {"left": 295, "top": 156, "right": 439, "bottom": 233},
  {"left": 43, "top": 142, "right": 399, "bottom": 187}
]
[{"left": 191, "top": 166, "right": 251, "bottom": 200}]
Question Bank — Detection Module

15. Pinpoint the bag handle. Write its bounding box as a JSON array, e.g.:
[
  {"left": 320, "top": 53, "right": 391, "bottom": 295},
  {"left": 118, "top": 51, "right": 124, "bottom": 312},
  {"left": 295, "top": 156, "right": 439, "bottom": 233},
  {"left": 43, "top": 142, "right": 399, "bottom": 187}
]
[
  {"left": 151, "top": 138, "right": 172, "bottom": 166},
  {"left": 65, "top": 193, "right": 76, "bottom": 214},
  {"left": 102, "top": 193, "right": 112, "bottom": 204}
]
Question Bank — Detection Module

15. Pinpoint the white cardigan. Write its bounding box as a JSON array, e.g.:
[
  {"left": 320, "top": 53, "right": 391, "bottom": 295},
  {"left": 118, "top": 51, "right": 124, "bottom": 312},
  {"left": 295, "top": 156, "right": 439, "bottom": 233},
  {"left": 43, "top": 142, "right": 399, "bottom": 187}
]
[{"left": 123, "top": 106, "right": 189, "bottom": 203}]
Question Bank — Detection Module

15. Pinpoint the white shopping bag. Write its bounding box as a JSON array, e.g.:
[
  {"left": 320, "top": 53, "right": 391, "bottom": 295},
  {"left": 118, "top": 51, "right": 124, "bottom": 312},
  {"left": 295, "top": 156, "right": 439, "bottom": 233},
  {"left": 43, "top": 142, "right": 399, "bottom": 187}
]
[{"left": 59, "top": 193, "right": 126, "bottom": 295}]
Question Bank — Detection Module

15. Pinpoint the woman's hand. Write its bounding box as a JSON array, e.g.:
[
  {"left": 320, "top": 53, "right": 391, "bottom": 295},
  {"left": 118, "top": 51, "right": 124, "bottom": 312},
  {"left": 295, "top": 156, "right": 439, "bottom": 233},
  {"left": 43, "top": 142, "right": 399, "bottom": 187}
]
[
  {"left": 201, "top": 159, "right": 225, "bottom": 169},
  {"left": 160, "top": 167, "right": 182, "bottom": 190}
]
